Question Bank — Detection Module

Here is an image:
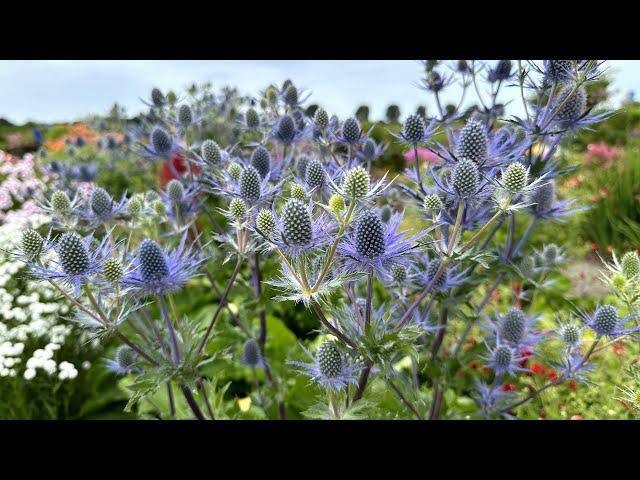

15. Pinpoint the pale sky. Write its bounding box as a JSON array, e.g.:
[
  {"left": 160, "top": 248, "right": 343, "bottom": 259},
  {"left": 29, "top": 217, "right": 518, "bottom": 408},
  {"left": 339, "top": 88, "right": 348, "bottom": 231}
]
[{"left": 0, "top": 60, "right": 637, "bottom": 124}]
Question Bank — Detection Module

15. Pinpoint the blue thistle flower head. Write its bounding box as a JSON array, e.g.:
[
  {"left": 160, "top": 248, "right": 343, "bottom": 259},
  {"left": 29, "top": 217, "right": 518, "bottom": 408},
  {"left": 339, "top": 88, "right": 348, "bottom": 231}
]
[
  {"left": 37, "top": 189, "right": 82, "bottom": 219},
  {"left": 419, "top": 70, "right": 451, "bottom": 93},
  {"left": 457, "top": 119, "right": 488, "bottom": 164},
  {"left": 526, "top": 180, "right": 579, "bottom": 221},
  {"left": 240, "top": 165, "right": 264, "bottom": 202},
  {"left": 104, "top": 346, "right": 139, "bottom": 376},
  {"left": 200, "top": 139, "right": 222, "bottom": 165},
  {"left": 204, "top": 162, "right": 282, "bottom": 209},
  {"left": 258, "top": 199, "right": 333, "bottom": 258},
  {"left": 250, "top": 146, "right": 271, "bottom": 179},
  {"left": 177, "top": 104, "right": 194, "bottom": 126},
  {"left": 288, "top": 343, "right": 359, "bottom": 391},
  {"left": 313, "top": 108, "right": 329, "bottom": 130},
  {"left": 483, "top": 340, "right": 528, "bottom": 377},
  {"left": 150, "top": 87, "right": 166, "bottom": 107},
  {"left": 243, "top": 107, "right": 261, "bottom": 129},
  {"left": 579, "top": 304, "right": 640, "bottom": 339},
  {"left": 138, "top": 126, "right": 177, "bottom": 160},
  {"left": 160, "top": 181, "right": 200, "bottom": 225},
  {"left": 27, "top": 231, "right": 110, "bottom": 296},
  {"left": 122, "top": 233, "right": 205, "bottom": 297},
  {"left": 451, "top": 159, "right": 480, "bottom": 197},
  {"left": 543, "top": 60, "right": 576, "bottom": 85},
  {"left": 554, "top": 84, "right": 588, "bottom": 129},
  {"left": 241, "top": 339, "right": 265, "bottom": 368},
  {"left": 304, "top": 159, "right": 327, "bottom": 189},
  {"left": 488, "top": 60, "right": 514, "bottom": 82},
  {"left": 438, "top": 122, "right": 528, "bottom": 172},
  {"left": 81, "top": 187, "right": 127, "bottom": 226},
  {"left": 516, "top": 82, "right": 612, "bottom": 136},
  {"left": 483, "top": 308, "right": 543, "bottom": 347},
  {"left": 555, "top": 319, "right": 584, "bottom": 352},
  {"left": 333, "top": 116, "right": 362, "bottom": 146},
  {"left": 270, "top": 114, "right": 307, "bottom": 145},
  {"left": 390, "top": 115, "right": 438, "bottom": 146},
  {"left": 279, "top": 199, "right": 313, "bottom": 248},
  {"left": 338, "top": 211, "right": 428, "bottom": 278},
  {"left": 20, "top": 229, "right": 45, "bottom": 260}
]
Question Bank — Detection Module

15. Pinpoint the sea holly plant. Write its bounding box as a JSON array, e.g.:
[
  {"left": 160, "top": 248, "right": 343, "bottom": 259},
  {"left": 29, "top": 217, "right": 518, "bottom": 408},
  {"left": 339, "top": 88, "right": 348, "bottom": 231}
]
[{"left": 16, "top": 61, "right": 628, "bottom": 420}]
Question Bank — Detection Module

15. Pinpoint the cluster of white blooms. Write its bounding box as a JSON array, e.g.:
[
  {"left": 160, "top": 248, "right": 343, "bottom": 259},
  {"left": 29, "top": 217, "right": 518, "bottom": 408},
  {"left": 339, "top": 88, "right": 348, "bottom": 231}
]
[
  {"left": 0, "top": 341, "right": 24, "bottom": 377},
  {"left": 22, "top": 344, "right": 78, "bottom": 380},
  {"left": 24, "top": 344, "right": 59, "bottom": 379},
  {"left": 0, "top": 214, "right": 72, "bottom": 344},
  {"left": 0, "top": 154, "right": 98, "bottom": 383}
]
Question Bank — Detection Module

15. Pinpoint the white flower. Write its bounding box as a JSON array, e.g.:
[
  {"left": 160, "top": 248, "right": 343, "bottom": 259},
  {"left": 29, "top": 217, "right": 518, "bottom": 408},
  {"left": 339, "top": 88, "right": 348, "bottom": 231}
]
[
  {"left": 42, "top": 359, "right": 57, "bottom": 375},
  {"left": 24, "top": 368, "right": 36, "bottom": 380},
  {"left": 58, "top": 361, "right": 78, "bottom": 380}
]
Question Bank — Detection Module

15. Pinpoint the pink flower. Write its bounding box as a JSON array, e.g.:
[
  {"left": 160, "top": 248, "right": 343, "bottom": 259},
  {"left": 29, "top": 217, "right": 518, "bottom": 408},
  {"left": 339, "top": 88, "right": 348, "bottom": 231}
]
[
  {"left": 585, "top": 142, "right": 622, "bottom": 164},
  {"left": 404, "top": 147, "right": 439, "bottom": 165}
]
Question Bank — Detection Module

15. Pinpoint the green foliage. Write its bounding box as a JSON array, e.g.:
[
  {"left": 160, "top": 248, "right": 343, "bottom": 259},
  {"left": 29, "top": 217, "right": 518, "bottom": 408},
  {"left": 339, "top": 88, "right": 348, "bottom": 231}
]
[{"left": 580, "top": 144, "right": 640, "bottom": 251}]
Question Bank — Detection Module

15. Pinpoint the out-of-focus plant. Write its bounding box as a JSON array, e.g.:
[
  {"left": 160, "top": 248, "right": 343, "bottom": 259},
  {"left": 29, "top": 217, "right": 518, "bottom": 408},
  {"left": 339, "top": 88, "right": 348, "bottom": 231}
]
[{"left": 580, "top": 145, "right": 640, "bottom": 251}]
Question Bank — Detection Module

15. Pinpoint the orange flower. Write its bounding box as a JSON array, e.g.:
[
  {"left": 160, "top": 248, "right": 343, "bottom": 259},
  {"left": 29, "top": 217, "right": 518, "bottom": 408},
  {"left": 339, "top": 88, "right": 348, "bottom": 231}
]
[
  {"left": 563, "top": 177, "right": 581, "bottom": 188},
  {"left": 613, "top": 342, "right": 625, "bottom": 356}
]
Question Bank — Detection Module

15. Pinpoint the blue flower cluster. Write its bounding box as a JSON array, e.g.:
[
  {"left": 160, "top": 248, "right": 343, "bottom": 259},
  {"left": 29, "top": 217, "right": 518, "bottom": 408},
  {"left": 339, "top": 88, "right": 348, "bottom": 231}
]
[{"left": 18, "top": 61, "right": 632, "bottom": 420}]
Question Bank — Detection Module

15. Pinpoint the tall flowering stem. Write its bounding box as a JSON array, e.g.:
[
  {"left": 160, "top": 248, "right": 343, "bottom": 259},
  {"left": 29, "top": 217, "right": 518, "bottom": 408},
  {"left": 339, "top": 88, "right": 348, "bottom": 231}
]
[{"left": 197, "top": 257, "right": 243, "bottom": 355}]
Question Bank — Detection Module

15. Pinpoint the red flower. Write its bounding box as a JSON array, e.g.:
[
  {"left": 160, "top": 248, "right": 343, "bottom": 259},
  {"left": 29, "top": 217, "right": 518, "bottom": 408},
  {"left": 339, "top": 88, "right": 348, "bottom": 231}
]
[
  {"left": 519, "top": 349, "right": 532, "bottom": 367},
  {"left": 455, "top": 370, "right": 465, "bottom": 378},
  {"left": 159, "top": 153, "right": 201, "bottom": 187},
  {"left": 570, "top": 414, "right": 583, "bottom": 420},
  {"left": 546, "top": 369, "right": 558, "bottom": 382},
  {"left": 469, "top": 360, "right": 480, "bottom": 370},
  {"left": 591, "top": 243, "right": 599, "bottom": 251},
  {"left": 500, "top": 383, "right": 517, "bottom": 392},
  {"left": 530, "top": 363, "right": 545, "bottom": 375},
  {"left": 567, "top": 380, "right": 577, "bottom": 390}
]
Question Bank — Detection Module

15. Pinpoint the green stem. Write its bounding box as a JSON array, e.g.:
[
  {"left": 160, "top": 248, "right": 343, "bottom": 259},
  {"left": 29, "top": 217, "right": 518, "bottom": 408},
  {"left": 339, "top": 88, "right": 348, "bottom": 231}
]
[{"left": 311, "top": 198, "right": 356, "bottom": 292}]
